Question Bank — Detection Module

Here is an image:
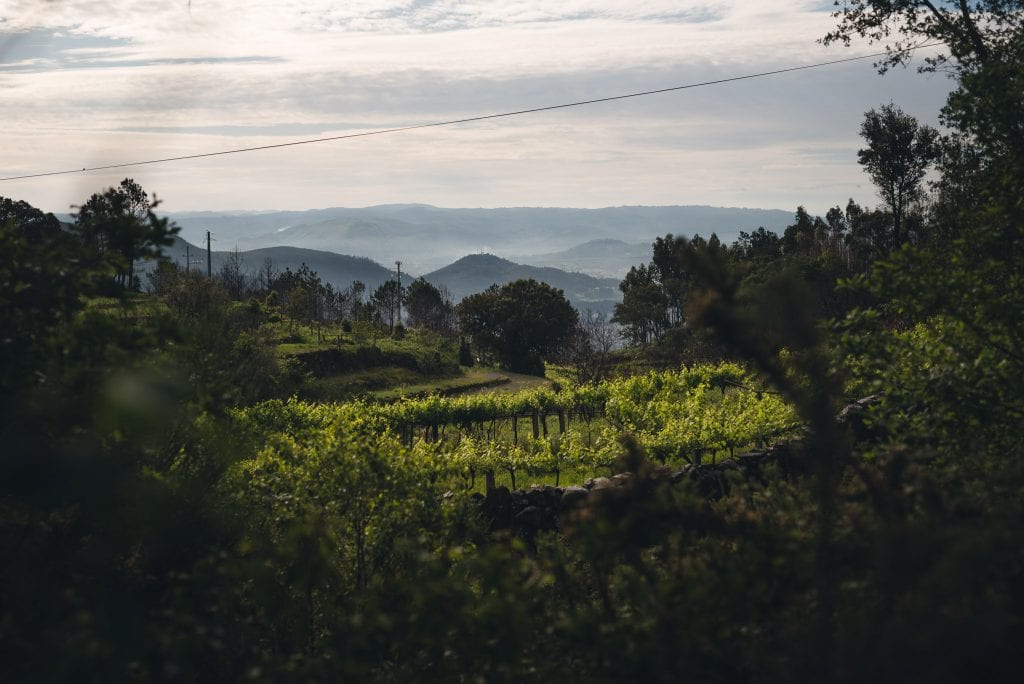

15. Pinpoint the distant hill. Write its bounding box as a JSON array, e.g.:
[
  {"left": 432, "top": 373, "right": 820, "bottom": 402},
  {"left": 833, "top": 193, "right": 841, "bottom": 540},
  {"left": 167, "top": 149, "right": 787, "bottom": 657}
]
[
  {"left": 423, "top": 253, "right": 621, "bottom": 316},
  {"left": 145, "top": 241, "right": 621, "bottom": 317},
  {"left": 512, "top": 238, "right": 652, "bottom": 279},
  {"left": 147, "top": 237, "right": 406, "bottom": 291},
  {"left": 163, "top": 204, "right": 794, "bottom": 277}
]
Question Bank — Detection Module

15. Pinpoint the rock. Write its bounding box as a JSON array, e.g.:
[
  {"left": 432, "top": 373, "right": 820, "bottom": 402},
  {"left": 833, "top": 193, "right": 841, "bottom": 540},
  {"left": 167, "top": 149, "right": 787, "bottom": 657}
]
[
  {"left": 514, "top": 505, "right": 546, "bottom": 529},
  {"left": 611, "top": 472, "right": 633, "bottom": 485},
  {"left": 590, "top": 477, "right": 614, "bottom": 491},
  {"left": 481, "top": 486, "right": 514, "bottom": 529},
  {"left": 542, "top": 485, "right": 562, "bottom": 508},
  {"left": 560, "top": 485, "right": 589, "bottom": 509},
  {"left": 695, "top": 470, "right": 728, "bottom": 499},
  {"left": 838, "top": 394, "right": 882, "bottom": 442},
  {"left": 524, "top": 486, "right": 547, "bottom": 508}
]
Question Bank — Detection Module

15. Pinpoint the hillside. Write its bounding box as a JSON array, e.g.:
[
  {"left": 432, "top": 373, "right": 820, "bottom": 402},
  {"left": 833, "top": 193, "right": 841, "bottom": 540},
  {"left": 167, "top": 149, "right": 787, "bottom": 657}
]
[
  {"left": 512, "top": 238, "right": 652, "bottom": 279},
  {"left": 153, "top": 237, "right": 408, "bottom": 291},
  {"left": 423, "top": 253, "right": 621, "bottom": 315},
  {"left": 148, "top": 240, "right": 621, "bottom": 315}
]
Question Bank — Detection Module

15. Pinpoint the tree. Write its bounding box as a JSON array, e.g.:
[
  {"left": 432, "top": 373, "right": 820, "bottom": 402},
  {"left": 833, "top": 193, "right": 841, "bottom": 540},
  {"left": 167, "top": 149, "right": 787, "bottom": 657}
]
[
  {"left": 614, "top": 233, "right": 732, "bottom": 349},
  {"left": 857, "top": 104, "right": 939, "bottom": 250},
  {"left": 257, "top": 256, "right": 277, "bottom": 294},
  {"left": 457, "top": 279, "right": 578, "bottom": 375},
  {"left": 613, "top": 264, "right": 668, "bottom": 346},
  {"left": 347, "top": 280, "right": 366, "bottom": 321},
  {"left": 371, "top": 280, "right": 403, "bottom": 332},
  {"left": 821, "top": 1, "right": 1018, "bottom": 72},
  {"left": 732, "top": 227, "right": 783, "bottom": 263},
  {"left": 566, "top": 310, "right": 620, "bottom": 384},
  {"left": 404, "top": 278, "right": 455, "bottom": 333},
  {"left": 217, "top": 247, "right": 248, "bottom": 300},
  {"left": 823, "top": 1, "right": 1024, "bottom": 225},
  {"left": 0, "top": 197, "right": 94, "bottom": 394},
  {"left": 73, "top": 178, "right": 177, "bottom": 290},
  {"left": 0, "top": 196, "right": 61, "bottom": 236},
  {"left": 650, "top": 234, "right": 692, "bottom": 327}
]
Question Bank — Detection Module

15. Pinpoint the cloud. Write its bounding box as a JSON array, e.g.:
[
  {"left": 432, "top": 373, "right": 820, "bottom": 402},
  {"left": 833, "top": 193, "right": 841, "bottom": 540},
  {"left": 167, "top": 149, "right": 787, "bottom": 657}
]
[{"left": 0, "top": 1, "right": 953, "bottom": 216}]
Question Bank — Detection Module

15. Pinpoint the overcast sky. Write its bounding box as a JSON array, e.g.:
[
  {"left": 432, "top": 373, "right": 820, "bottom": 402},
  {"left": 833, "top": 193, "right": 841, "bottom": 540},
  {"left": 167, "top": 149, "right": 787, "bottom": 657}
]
[{"left": 0, "top": 1, "right": 955, "bottom": 216}]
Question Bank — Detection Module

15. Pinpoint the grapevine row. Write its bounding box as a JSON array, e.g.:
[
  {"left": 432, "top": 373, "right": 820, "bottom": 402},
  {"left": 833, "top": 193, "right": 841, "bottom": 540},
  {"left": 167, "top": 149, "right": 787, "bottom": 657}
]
[{"left": 234, "top": 363, "right": 801, "bottom": 488}]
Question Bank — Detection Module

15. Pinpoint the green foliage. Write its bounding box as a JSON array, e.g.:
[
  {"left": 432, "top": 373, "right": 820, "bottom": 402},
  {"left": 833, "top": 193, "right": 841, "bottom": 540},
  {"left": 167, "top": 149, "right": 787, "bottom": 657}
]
[
  {"left": 824, "top": 1, "right": 1024, "bottom": 224},
  {"left": 74, "top": 178, "right": 178, "bottom": 291},
  {"left": 613, "top": 262, "right": 668, "bottom": 345},
  {"left": 1, "top": 204, "right": 92, "bottom": 395},
  {"left": 282, "top": 363, "right": 800, "bottom": 482},
  {"left": 231, "top": 401, "right": 451, "bottom": 591},
  {"left": 458, "top": 336, "right": 474, "bottom": 366},
  {"left": 458, "top": 279, "right": 579, "bottom": 374},
  {"left": 857, "top": 103, "right": 939, "bottom": 250},
  {"left": 405, "top": 277, "right": 456, "bottom": 332}
]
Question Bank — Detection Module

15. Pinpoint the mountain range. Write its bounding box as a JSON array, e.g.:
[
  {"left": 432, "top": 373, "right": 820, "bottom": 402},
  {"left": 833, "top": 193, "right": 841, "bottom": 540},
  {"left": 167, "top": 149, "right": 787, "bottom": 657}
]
[
  {"left": 152, "top": 239, "right": 621, "bottom": 314},
  {"left": 155, "top": 237, "right": 407, "bottom": 292},
  {"left": 163, "top": 204, "right": 794, "bottom": 276},
  {"left": 509, "top": 238, "right": 653, "bottom": 279}
]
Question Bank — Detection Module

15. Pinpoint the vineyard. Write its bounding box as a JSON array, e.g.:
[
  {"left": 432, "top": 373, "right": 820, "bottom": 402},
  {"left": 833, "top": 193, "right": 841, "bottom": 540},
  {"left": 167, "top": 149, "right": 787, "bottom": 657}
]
[{"left": 235, "top": 362, "right": 800, "bottom": 490}]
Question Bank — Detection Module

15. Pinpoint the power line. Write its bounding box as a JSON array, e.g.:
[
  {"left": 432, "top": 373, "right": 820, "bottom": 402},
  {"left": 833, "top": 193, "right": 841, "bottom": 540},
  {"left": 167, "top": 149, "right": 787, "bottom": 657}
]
[{"left": 0, "top": 43, "right": 942, "bottom": 183}]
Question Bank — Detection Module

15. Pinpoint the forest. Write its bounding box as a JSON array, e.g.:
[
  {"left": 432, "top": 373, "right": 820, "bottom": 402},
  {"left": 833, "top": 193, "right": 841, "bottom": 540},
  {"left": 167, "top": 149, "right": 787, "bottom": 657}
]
[{"left": 2, "top": 3, "right": 1023, "bottom": 682}]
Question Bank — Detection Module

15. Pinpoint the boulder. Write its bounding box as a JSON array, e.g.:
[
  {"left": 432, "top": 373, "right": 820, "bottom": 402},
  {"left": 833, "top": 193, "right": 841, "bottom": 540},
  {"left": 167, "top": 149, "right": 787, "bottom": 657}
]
[
  {"left": 524, "top": 486, "right": 547, "bottom": 508},
  {"left": 481, "top": 486, "right": 514, "bottom": 529},
  {"left": 560, "top": 485, "right": 589, "bottom": 510},
  {"left": 514, "top": 505, "right": 547, "bottom": 529}
]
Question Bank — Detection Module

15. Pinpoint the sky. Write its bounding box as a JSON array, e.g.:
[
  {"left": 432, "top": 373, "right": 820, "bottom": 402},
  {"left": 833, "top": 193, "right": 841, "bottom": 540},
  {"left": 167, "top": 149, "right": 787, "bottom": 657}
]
[{"left": 0, "top": 1, "right": 956, "bottom": 216}]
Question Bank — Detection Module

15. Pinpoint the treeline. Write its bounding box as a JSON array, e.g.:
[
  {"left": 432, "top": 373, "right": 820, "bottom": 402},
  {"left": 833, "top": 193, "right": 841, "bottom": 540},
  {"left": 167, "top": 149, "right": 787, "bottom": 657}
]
[
  {"left": 614, "top": 103, "right": 947, "bottom": 357},
  {"left": 151, "top": 252, "right": 459, "bottom": 340}
]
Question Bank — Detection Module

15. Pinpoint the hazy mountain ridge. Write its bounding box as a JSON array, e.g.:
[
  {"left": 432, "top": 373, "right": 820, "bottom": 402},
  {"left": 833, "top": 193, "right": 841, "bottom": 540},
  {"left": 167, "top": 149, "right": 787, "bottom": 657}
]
[
  {"left": 153, "top": 237, "right": 407, "bottom": 292},
  {"left": 148, "top": 240, "right": 621, "bottom": 316},
  {"left": 423, "top": 253, "right": 622, "bottom": 316},
  {"left": 512, "top": 238, "right": 652, "bottom": 279},
  {"left": 163, "top": 204, "right": 793, "bottom": 276}
]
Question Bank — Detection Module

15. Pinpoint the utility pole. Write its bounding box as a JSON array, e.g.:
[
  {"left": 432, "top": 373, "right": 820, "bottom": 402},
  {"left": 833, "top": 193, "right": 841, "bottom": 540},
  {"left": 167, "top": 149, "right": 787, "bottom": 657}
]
[
  {"left": 206, "top": 230, "right": 212, "bottom": 278},
  {"left": 184, "top": 244, "right": 190, "bottom": 273},
  {"left": 395, "top": 260, "right": 402, "bottom": 326}
]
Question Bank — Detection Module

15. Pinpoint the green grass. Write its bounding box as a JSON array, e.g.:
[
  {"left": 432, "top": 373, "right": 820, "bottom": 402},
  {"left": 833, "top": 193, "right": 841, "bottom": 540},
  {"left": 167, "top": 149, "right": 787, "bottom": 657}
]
[
  {"left": 369, "top": 367, "right": 509, "bottom": 401},
  {"left": 300, "top": 367, "right": 422, "bottom": 398},
  {"left": 300, "top": 367, "right": 522, "bottom": 403}
]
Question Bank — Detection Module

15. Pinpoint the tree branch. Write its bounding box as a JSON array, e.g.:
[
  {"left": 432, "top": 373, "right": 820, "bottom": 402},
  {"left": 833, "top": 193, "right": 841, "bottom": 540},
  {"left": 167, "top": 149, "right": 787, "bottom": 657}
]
[
  {"left": 919, "top": 0, "right": 989, "bottom": 61},
  {"left": 957, "top": 0, "right": 990, "bottom": 61}
]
